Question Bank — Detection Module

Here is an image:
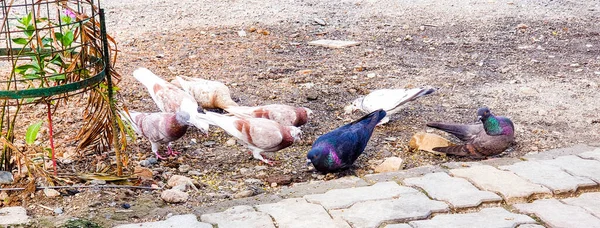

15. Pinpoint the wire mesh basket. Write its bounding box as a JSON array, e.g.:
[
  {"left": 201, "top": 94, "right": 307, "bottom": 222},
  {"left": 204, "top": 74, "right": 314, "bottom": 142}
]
[{"left": 0, "top": 0, "right": 109, "bottom": 104}]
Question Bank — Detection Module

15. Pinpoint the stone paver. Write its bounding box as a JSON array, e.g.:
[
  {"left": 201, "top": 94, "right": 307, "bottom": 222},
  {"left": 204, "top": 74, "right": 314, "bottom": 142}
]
[
  {"left": 408, "top": 207, "right": 535, "bottom": 228},
  {"left": 115, "top": 214, "right": 212, "bottom": 228},
  {"left": 385, "top": 224, "right": 412, "bottom": 228},
  {"left": 403, "top": 172, "right": 502, "bottom": 208},
  {"left": 522, "top": 144, "right": 596, "bottom": 160},
  {"left": 542, "top": 155, "right": 600, "bottom": 183},
  {"left": 442, "top": 157, "right": 522, "bottom": 169},
  {"left": 578, "top": 148, "right": 600, "bottom": 161},
  {"left": 500, "top": 161, "right": 597, "bottom": 194},
  {"left": 517, "top": 224, "right": 546, "bottom": 228},
  {"left": 562, "top": 192, "right": 600, "bottom": 217},
  {"left": 279, "top": 176, "right": 369, "bottom": 198},
  {"left": 514, "top": 199, "right": 600, "bottom": 228},
  {"left": 200, "top": 205, "right": 275, "bottom": 228},
  {"left": 450, "top": 165, "right": 551, "bottom": 203},
  {"left": 255, "top": 198, "right": 350, "bottom": 228},
  {"left": 364, "top": 165, "right": 444, "bottom": 183},
  {"left": 0, "top": 206, "right": 30, "bottom": 226},
  {"left": 304, "top": 181, "right": 417, "bottom": 210},
  {"left": 329, "top": 191, "right": 449, "bottom": 228}
]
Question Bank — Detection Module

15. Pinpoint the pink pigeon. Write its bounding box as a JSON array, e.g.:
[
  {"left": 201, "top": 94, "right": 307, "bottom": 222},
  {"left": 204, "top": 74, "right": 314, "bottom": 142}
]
[
  {"left": 171, "top": 75, "right": 239, "bottom": 109},
  {"left": 198, "top": 111, "right": 302, "bottom": 165},
  {"left": 132, "top": 68, "right": 210, "bottom": 133},
  {"left": 121, "top": 111, "right": 190, "bottom": 159},
  {"left": 225, "top": 104, "right": 313, "bottom": 127}
]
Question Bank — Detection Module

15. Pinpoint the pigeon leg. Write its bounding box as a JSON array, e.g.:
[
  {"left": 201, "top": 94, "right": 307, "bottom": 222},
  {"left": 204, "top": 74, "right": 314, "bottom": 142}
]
[
  {"left": 166, "top": 143, "right": 181, "bottom": 156},
  {"left": 151, "top": 142, "right": 167, "bottom": 160},
  {"left": 251, "top": 150, "right": 274, "bottom": 166}
]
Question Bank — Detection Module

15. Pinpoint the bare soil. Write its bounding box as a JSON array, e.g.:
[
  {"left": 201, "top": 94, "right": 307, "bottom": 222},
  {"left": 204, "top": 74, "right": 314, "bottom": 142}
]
[{"left": 3, "top": 0, "right": 600, "bottom": 227}]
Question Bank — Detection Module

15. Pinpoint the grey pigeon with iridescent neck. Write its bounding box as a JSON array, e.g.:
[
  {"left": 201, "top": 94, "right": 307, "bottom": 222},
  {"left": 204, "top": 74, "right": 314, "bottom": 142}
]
[
  {"left": 426, "top": 107, "right": 515, "bottom": 158},
  {"left": 306, "top": 109, "right": 386, "bottom": 173}
]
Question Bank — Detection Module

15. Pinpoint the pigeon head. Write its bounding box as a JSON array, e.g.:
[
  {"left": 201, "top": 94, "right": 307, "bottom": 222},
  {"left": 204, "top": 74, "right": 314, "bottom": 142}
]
[
  {"left": 175, "top": 111, "right": 191, "bottom": 125},
  {"left": 303, "top": 107, "right": 314, "bottom": 119},
  {"left": 344, "top": 97, "right": 364, "bottom": 114},
  {"left": 288, "top": 126, "right": 303, "bottom": 143},
  {"left": 306, "top": 147, "right": 326, "bottom": 169},
  {"left": 477, "top": 107, "right": 492, "bottom": 122}
]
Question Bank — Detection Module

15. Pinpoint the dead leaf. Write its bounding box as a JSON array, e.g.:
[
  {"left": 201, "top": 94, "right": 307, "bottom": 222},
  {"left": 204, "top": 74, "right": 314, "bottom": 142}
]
[{"left": 409, "top": 132, "right": 455, "bottom": 154}]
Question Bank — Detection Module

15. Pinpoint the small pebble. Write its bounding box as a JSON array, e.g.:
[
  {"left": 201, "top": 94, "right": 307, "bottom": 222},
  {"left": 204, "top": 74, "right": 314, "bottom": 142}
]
[
  {"left": 139, "top": 160, "right": 151, "bottom": 167},
  {"left": 147, "top": 158, "right": 158, "bottom": 165},
  {"left": 178, "top": 165, "right": 191, "bottom": 173},
  {"left": 121, "top": 203, "right": 131, "bottom": 209},
  {"left": 54, "top": 207, "right": 64, "bottom": 214},
  {"left": 188, "top": 170, "right": 201, "bottom": 176},
  {"left": 367, "top": 73, "right": 377, "bottom": 78},
  {"left": 90, "top": 179, "right": 107, "bottom": 185},
  {"left": 226, "top": 138, "right": 237, "bottom": 146}
]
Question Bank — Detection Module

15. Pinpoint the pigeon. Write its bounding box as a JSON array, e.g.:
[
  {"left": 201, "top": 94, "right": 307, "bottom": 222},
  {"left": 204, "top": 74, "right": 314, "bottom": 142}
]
[
  {"left": 121, "top": 110, "right": 191, "bottom": 159},
  {"left": 306, "top": 109, "right": 386, "bottom": 173},
  {"left": 172, "top": 75, "right": 239, "bottom": 109},
  {"left": 197, "top": 111, "right": 302, "bottom": 165},
  {"left": 225, "top": 104, "right": 313, "bottom": 127},
  {"left": 426, "top": 107, "right": 515, "bottom": 158},
  {"left": 132, "top": 68, "right": 210, "bottom": 133},
  {"left": 344, "top": 87, "right": 435, "bottom": 124}
]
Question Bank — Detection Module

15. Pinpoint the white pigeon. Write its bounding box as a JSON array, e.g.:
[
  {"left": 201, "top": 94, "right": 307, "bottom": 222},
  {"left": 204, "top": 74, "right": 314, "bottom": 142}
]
[
  {"left": 171, "top": 75, "right": 238, "bottom": 109},
  {"left": 344, "top": 87, "right": 435, "bottom": 124},
  {"left": 120, "top": 110, "right": 190, "bottom": 159},
  {"left": 225, "top": 104, "right": 313, "bottom": 127},
  {"left": 197, "top": 111, "right": 302, "bottom": 165},
  {"left": 132, "top": 67, "right": 210, "bottom": 133}
]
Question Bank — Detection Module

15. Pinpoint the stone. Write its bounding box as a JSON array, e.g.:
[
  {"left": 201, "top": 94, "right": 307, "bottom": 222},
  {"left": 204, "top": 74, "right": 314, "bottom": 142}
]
[
  {"left": 561, "top": 192, "right": 600, "bottom": 217},
  {"left": 374, "top": 157, "right": 404, "bottom": 173},
  {"left": 201, "top": 205, "right": 275, "bottom": 228},
  {"left": 409, "top": 132, "right": 454, "bottom": 154},
  {"left": 115, "top": 214, "right": 212, "bottom": 228},
  {"left": 0, "top": 171, "right": 14, "bottom": 184},
  {"left": 304, "top": 181, "right": 417, "bottom": 210},
  {"left": 409, "top": 207, "right": 535, "bottom": 228},
  {"left": 90, "top": 179, "right": 107, "bottom": 185},
  {"left": 385, "top": 224, "right": 412, "bottom": 228},
  {"left": 43, "top": 188, "right": 61, "bottom": 198},
  {"left": 266, "top": 174, "right": 293, "bottom": 186},
  {"left": 330, "top": 191, "right": 449, "bottom": 228},
  {"left": 188, "top": 170, "right": 202, "bottom": 176},
  {"left": 0, "top": 191, "right": 8, "bottom": 201},
  {"left": 147, "top": 157, "right": 158, "bottom": 164},
  {"left": 314, "top": 18, "right": 327, "bottom": 26},
  {"left": 514, "top": 199, "right": 600, "bottom": 228},
  {"left": 450, "top": 165, "right": 551, "bottom": 203},
  {"left": 308, "top": 40, "right": 361, "bottom": 49},
  {"left": 500, "top": 161, "right": 597, "bottom": 194},
  {"left": 178, "top": 165, "right": 191, "bottom": 173},
  {"left": 233, "top": 190, "right": 255, "bottom": 199},
  {"left": 53, "top": 207, "right": 63, "bottom": 214},
  {"left": 279, "top": 176, "right": 369, "bottom": 198},
  {"left": 237, "top": 30, "right": 247, "bottom": 37},
  {"left": 161, "top": 189, "right": 189, "bottom": 203},
  {"left": 0, "top": 207, "right": 30, "bottom": 226},
  {"left": 256, "top": 198, "right": 350, "bottom": 228},
  {"left": 578, "top": 148, "right": 600, "bottom": 161},
  {"left": 519, "top": 87, "right": 538, "bottom": 95},
  {"left": 542, "top": 155, "right": 600, "bottom": 183},
  {"left": 167, "top": 175, "right": 198, "bottom": 191},
  {"left": 403, "top": 172, "right": 502, "bottom": 208},
  {"left": 139, "top": 160, "right": 151, "bottom": 167},
  {"left": 522, "top": 144, "right": 596, "bottom": 160},
  {"left": 364, "top": 165, "right": 444, "bottom": 183}
]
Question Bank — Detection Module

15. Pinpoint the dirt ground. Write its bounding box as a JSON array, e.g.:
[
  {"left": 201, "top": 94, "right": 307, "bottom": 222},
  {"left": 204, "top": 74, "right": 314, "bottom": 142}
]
[{"left": 3, "top": 0, "right": 600, "bottom": 227}]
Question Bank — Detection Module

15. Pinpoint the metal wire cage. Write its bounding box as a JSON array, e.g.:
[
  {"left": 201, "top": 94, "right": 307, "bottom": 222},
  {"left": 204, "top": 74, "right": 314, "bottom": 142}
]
[{"left": 0, "top": 0, "right": 108, "bottom": 104}]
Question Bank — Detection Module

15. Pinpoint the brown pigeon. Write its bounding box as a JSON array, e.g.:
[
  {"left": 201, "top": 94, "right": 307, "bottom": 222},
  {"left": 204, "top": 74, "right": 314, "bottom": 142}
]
[
  {"left": 426, "top": 107, "right": 515, "bottom": 158},
  {"left": 198, "top": 111, "right": 302, "bottom": 165},
  {"left": 172, "top": 75, "right": 239, "bottom": 109},
  {"left": 225, "top": 104, "right": 313, "bottom": 127},
  {"left": 121, "top": 111, "right": 191, "bottom": 159},
  {"left": 132, "top": 68, "right": 209, "bottom": 133}
]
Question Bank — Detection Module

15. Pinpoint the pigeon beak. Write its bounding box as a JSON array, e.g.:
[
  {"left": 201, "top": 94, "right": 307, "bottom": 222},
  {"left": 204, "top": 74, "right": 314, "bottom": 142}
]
[
  {"left": 305, "top": 158, "right": 312, "bottom": 167},
  {"left": 477, "top": 115, "right": 482, "bottom": 121}
]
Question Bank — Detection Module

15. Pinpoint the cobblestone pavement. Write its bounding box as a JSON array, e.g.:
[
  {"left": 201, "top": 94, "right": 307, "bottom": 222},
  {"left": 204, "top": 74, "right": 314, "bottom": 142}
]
[
  {"left": 106, "top": 146, "right": 600, "bottom": 228},
  {"left": 4, "top": 146, "right": 598, "bottom": 227}
]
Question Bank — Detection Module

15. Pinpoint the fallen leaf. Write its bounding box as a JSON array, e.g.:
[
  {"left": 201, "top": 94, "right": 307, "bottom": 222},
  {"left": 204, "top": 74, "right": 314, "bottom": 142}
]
[{"left": 409, "top": 132, "right": 454, "bottom": 154}]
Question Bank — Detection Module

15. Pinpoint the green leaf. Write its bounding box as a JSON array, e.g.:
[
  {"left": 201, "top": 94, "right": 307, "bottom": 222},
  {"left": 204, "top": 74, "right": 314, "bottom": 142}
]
[
  {"left": 61, "top": 15, "right": 72, "bottom": 24},
  {"left": 49, "top": 73, "right": 66, "bottom": 81},
  {"left": 23, "top": 73, "right": 41, "bottom": 79},
  {"left": 24, "top": 24, "right": 35, "bottom": 37},
  {"left": 14, "top": 64, "right": 37, "bottom": 74},
  {"left": 12, "top": 37, "right": 28, "bottom": 45},
  {"left": 42, "top": 37, "right": 54, "bottom": 47},
  {"left": 62, "top": 30, "right": 74, "bottom": 47},
  {"left": 49, "top": 54, "right": 64, "bottom": 66},
  {"left": 25, "top": 120, "right": 43, "bottom": 145}
]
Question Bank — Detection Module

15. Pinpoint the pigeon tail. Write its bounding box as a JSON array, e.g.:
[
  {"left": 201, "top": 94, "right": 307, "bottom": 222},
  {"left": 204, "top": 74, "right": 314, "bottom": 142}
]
[
  {"left": 391, "top": 87, "right": 436, "bottom": 110},
  {"left": 351, "top": 109, "right": 387, "bottom": 127},
  {"left": 133, "top": 67, "right": 167, "bottom": 92},
  {"left": 426, "top": 122, "right": 480, "bottom": 141}
]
